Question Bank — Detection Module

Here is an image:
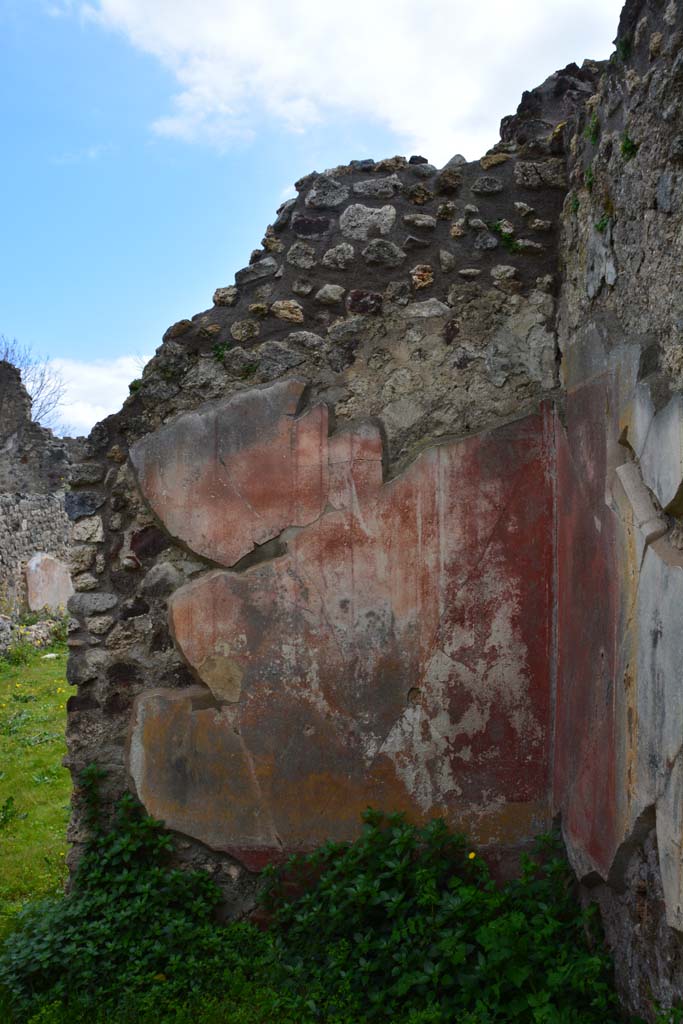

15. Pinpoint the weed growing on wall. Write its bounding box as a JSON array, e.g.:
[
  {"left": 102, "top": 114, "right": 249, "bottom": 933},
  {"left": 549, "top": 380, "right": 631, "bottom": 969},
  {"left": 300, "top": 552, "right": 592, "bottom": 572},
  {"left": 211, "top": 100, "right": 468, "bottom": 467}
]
[{"left": 621, "top": 133, "right": 638, "bottom": 161}]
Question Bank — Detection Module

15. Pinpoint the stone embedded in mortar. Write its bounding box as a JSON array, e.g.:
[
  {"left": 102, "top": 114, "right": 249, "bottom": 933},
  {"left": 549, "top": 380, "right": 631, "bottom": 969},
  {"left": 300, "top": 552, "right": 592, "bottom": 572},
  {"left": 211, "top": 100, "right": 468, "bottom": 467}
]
[
  {"left": 230, "top": 320, "right": 261, "bottom": 342},
  {"left": 72, "top": 515, "right": 104, "bottom": 543},
  {"left": 322, "top": 243, "right": 355, "bottom": 269},
  {"left": 410, "top": 163, "right": 436, "bottom": 178},
  {"left": 514, "top": 160, "right": 566, "bottom": 189},
  {"left": 435, "top": 169, "right": 462, "bottom": 194},
  {"left": 286, "top": 242, "right": 317, "bottom": 269},
  {"left": 403, "top": 214, "right": 437, "bottom": 230},
  {"left": 405, "top": 183, "right": 434, "bottom": 205},
  {"left": 223, "top": 347, "right": 258, "bottom": 379},
  {"left": 211, "top": 286, "right": 239, "bottom": 305},
  {"left": 404, "top": 235, "right": 432, "bottom": 251},
  {"left": 327, "top": 315, "right": 368, "bottom": 342},
  {"left": 235, "top": 256, "right": 279, "bottom": 284},
  {"left": 404, "top": 299, "right": 450, "bottom": 318},
  {"left": 70, "top": 463, "right": 104, "bottom": 486},
  {"left": 273, "top": 198, "right": 296, "bottom": 231},
  {"left": 291, "top": 213, "right": 331, "bottom": 239},
  {"left": 315, "top": 284, "right": 346, "bottom": 305},
  {"left": 410, "top": 265, "right": 434, "bottom": 290},
  {"left": 437, "top": 201, "right": 457, "bottom": 220},
  {"left": 256, "top": 342, "right": 306, "bottom": 380},
  {"left": 286, "top": 330, "right": 325, "bottom": 350},
  {"left": 69, "top": 591, "right": 118, "bottom": 616},
  {"left": 439, "top": 250, "right": 456, "bottom": 272},
  {"left": 347, "top": 290, "right": 383, "bottom": 315},
  {"left": 480, "top": 153, "right": 511, "bottom": 170},
  {"left": 474, "top": 232, "right": 500, "bottom": 251},
  {"left": 304, "top": 176, "right": 350, "bottom": 209},
  {"left": 339, "top": 204, "right": 397, "bottom": 241},
  {"left": 64, "top": 491, "right": 105, "bottom": 521},
  {"left": 271, "top": 300, "right": 305, "bottom": 323},
  {"left": 361, "top": 239, "right": 406, "bottom": 267},
  {"left": 352, "top": 175, "right": 401, "bottom": 199},
  {"left": 292, "top": 279, "right": 314, "bottom": 296},
  {"left": 471, "top": 176, "right": 505, "bottom": 195}
]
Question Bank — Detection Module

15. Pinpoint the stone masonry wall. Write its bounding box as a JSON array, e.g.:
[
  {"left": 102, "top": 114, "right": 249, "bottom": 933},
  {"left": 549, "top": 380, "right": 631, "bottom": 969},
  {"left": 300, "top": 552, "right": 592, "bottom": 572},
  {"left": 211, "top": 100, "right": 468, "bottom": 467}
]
[
  {"left": 0, "top": 361, "right": 76, "bottom": 613},
  {"left": 62, "top": 3, "right": 683, "bottom": 1017},
  {"left": 63, "top": 70, "right": 590, "bottom": 902},
  {"left": 553, "top": 0, "right": 683, "bottom": 1015},
  {"left": 0, "top": 493, "right": 72, "bottom": 612}
]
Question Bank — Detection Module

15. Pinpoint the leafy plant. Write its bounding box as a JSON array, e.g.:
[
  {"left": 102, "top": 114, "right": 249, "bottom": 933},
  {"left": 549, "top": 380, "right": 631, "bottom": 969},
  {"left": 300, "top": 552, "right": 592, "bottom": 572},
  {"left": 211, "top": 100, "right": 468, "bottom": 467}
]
[
  {"left": 615, "top": 36, "right": 633, "bottom": 62},
  {"left": 261, "top": 810, "right": 623, "bottom": 1023},
  {"left": 0, "top": 766, "right": 274, "bottom": 1021},
  {"left": 585, "top": 112, "right": 600, "bottom": 145},
  {"left": 128, "top": 379, "right": 143, "bottom": 394},
  {"left": 571, "top": 193, "right": 580, "bottom": 213},
  {"left": 488, "top": 221, "right": 521, "bottom": 253},
  {"left": 3, "top": 641, "right": 35, "bottom": 667},
  {"left": 0, "top": 797, "right": 26, "bottom": 832},
  {"left": 49, "top": 617, "right": 69, "bottom": 646},
  {"left": 0, "top": 773, "right": 633, "bottom": 1024},
  {"left": 212, "top": 341, "right": 232, "bottom": 361},
  {"left": 621, "top": 133, "right": 638, "bottom": 161},
  {"left": 585, "top": 164, "right": 595, "bottom": 191},
  {"left": 595, "top": 214, "right": 611, "bottom": 233}
]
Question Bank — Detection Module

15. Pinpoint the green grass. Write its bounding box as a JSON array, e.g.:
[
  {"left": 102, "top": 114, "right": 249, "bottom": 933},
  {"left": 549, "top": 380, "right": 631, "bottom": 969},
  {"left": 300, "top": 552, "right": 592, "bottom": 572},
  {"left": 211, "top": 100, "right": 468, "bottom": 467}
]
[{"left": 0, "top": 645, "right": 70, "bottom": 936}]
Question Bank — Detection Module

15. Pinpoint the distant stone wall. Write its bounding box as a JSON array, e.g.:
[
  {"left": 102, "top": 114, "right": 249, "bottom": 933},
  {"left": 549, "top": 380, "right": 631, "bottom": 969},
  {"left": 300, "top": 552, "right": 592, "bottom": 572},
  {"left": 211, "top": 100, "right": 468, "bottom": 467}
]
[
  {"left": 0, "top": 493, "right": 72, "bottom": 612},
  {"left": 0, "top": 361, "right": 77, "bottom": 614}
]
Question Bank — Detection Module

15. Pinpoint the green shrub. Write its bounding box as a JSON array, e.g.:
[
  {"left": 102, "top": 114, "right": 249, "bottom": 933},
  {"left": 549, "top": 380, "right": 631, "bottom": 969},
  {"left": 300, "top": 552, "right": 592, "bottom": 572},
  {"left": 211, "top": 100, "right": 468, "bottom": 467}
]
[
  {"left": 0, "top": 765, "right": 274, "bottom": 1021},
  {"left": 0, "top": 771, "right": 631, "bottom": 1023},
  {"left": 261, "top": 810, "right": 623, "bottom": 1023},
  {"left": 2, "top": 640, "right": 34, "bottom": 667}
]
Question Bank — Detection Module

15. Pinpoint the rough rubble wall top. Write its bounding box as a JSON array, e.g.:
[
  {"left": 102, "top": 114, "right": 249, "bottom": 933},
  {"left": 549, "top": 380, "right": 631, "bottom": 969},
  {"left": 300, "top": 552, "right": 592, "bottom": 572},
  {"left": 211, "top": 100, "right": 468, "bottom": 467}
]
[
  {"left": 83, "top": 62, "right": 603, "bottom": 468},
  {"left": 0, "top": 360, "right": 74, "bottom": 494}
]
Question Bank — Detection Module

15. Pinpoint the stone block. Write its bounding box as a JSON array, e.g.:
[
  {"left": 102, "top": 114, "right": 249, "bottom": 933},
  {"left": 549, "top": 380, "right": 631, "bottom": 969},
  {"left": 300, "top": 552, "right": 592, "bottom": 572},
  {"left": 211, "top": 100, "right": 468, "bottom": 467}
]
[
  {"left": 26, "top": 553, "right": 74, "bottom": 613},
  {"left": 640, "top": 394, "right": 683, "bottom": 511}
]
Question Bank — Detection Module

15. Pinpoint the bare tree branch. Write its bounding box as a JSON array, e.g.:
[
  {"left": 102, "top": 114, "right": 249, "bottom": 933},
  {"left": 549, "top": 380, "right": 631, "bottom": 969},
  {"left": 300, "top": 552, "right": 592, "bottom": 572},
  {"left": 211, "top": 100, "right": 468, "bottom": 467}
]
[{"left": 0, "top": 336, "right": 67, "bottom": 433}]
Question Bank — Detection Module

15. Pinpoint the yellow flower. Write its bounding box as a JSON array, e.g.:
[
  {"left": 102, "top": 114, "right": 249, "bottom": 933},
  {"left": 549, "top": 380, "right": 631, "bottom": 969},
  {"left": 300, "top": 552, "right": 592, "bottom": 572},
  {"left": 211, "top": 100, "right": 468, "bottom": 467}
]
[{"left": 468, "top": 852, "right": 476, "bottom": 860}]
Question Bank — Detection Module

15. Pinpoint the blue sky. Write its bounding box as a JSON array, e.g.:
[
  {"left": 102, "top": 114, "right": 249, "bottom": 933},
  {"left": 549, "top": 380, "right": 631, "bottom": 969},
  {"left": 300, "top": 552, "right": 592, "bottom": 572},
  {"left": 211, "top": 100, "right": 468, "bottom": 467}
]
[{"left": 0, "top": 0, "right": 623, "bottom": 433}]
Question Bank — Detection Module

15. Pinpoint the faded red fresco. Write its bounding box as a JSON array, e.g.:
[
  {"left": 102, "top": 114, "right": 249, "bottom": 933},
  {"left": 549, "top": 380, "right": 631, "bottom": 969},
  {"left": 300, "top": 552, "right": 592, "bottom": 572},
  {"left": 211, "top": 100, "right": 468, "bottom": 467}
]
[
  {"left": 129, "top": 383, "right": 556, "bottom": 867},
  {"left": 553, "top": 378, "right": 620, "bottom": 876}
]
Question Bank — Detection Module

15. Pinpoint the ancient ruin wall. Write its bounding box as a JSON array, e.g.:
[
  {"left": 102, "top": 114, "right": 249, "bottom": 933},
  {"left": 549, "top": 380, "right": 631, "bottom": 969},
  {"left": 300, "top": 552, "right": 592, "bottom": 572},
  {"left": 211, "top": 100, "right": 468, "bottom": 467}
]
[
  {"left": 0, "top": 362, "right": 75, "bottom": 612},
  {"left": 0, "top": 494, "right": 72, "bottom": 612},
  {"left": 554, "top": 0, "right": 683, "bottom": 1013},
  {"left": 63, "top": 72, "right": 588, "bottom": 896},
  {"left": 62, "top": 1, "right": 683, "bottom": 1016}
]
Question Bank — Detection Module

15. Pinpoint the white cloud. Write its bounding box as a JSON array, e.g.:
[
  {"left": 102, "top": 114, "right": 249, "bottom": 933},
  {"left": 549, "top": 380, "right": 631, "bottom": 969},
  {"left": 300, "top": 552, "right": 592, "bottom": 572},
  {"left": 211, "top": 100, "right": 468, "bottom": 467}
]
[
  {"left": 53, "top": 354, "right": 150, "bottom": 436},
  {"left": 77, "top": 0, "right": 624, "bottom": 163},
  {"left": 50, "top": 142, "right": 114, "bottom": 166}
]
